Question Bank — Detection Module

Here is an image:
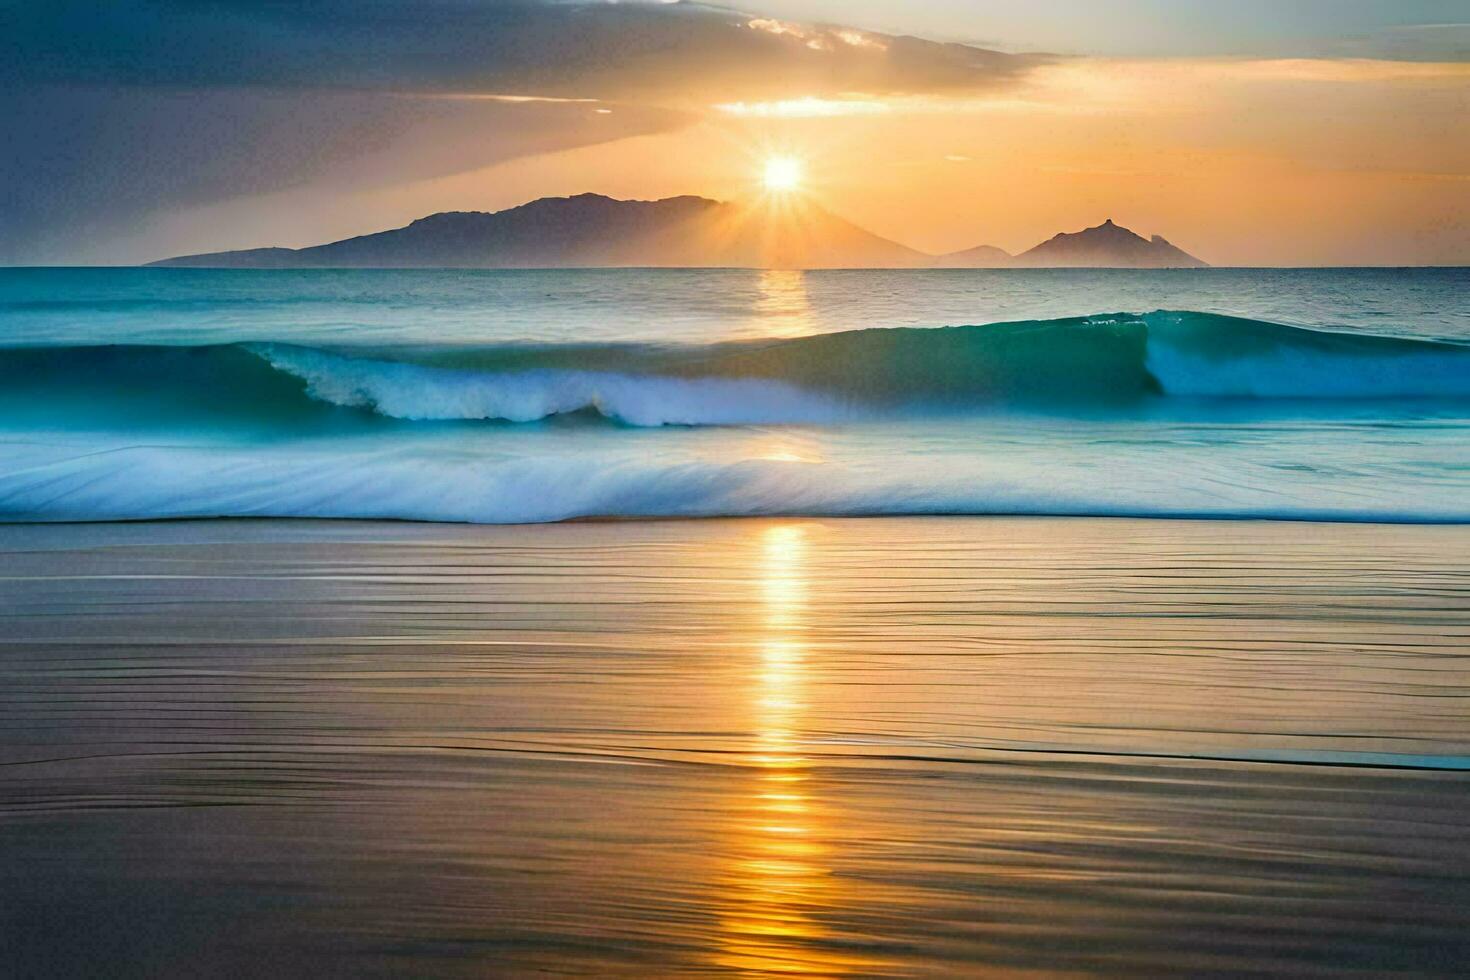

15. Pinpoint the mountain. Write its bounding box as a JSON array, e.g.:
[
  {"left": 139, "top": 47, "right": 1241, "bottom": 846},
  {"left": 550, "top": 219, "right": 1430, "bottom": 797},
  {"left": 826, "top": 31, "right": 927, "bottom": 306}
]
[
  {"left": 149, "top": 193, "right": 927, "bottom": 270},
  {"left": 150, "top": 197, "right": 1209, "bottom": 270},
  {"left": 937, "top": 219, "right": 1206, "bottom": 269},
  {"left": 1010, "top": 218, "right": 1206, "bottom": 268},
  {"left": 933, "top": 243, "right": 1014, "bottom": 268}
]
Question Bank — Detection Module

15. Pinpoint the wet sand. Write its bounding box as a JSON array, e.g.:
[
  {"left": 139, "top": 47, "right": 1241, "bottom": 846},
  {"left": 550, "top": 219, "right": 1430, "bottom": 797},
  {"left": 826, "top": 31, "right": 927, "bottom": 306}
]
[{"left": 1, "top": 517, "right": 1468, "bottom": 976}]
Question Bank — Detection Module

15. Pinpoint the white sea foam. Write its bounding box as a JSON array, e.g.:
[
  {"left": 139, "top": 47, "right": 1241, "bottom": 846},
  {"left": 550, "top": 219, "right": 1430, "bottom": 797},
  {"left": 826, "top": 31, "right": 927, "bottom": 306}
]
[
  {"left": 250, "top": 343, "right": 853, "bottom": 425},
  {"left": 2, "top": 436, "right": 1466, "bottom": 525}
]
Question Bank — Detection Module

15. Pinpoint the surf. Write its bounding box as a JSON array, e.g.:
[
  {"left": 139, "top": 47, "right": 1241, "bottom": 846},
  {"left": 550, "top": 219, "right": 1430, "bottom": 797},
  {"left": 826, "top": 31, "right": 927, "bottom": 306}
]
[{"left": 1, "top": 311, "right": 1468, "bottom": 430}]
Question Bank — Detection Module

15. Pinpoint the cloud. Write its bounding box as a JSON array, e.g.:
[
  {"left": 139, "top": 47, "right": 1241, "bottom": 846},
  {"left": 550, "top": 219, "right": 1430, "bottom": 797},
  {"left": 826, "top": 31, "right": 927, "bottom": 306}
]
[
  {"left": 0, "top": 1, "right": 1043, "bottom": 101},
  {"left": 0, "top": 87, "right": 687, "bottom": 263},
  {"left": 1323, "top": 22, "right": 1470, "bottom": 62}
]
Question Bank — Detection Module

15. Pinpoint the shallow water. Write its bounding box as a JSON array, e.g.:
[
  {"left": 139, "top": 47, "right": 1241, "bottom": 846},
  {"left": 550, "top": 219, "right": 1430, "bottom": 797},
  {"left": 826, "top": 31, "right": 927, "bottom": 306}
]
[{"left": 3, "top": 517, "right": 1467, "bottom": 976}]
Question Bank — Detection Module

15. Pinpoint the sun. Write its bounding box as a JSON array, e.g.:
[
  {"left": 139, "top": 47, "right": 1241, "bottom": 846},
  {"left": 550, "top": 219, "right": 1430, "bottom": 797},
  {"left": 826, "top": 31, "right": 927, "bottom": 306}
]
[{"left": 762, "top": 156, "right": 804, "bottom": 193}]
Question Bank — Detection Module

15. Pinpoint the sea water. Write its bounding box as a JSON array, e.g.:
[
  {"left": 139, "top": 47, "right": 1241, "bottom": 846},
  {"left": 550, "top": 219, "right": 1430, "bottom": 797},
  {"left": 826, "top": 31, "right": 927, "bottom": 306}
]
[{"left": 1, "top": 266, "right": 1466, "bottom": 523}]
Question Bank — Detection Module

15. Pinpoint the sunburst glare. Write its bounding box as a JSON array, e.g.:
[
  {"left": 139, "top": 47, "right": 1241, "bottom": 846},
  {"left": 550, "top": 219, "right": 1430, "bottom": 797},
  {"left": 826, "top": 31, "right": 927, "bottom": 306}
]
[{"left": 761, "top": 156, "right": 804, "bottom": 193}]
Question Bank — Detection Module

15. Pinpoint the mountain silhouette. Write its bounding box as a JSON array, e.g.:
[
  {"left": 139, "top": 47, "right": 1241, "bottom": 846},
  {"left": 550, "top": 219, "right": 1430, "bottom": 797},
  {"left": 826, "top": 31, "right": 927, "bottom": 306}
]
[
  {"left": 1011, "top": 218, "right": 1206, "bottom": 268},
  {"left": 149, "top": 193, "right": 926, "bottom": 270},
  {"left": 932, "top": 243, "right": 1014, "bottom": 268},
  {"left": 150, "top": 196, "right": 1207, "bottom": 269},
  {"left": 940, "top": 219, "right": 1206, "bottom": 269}
]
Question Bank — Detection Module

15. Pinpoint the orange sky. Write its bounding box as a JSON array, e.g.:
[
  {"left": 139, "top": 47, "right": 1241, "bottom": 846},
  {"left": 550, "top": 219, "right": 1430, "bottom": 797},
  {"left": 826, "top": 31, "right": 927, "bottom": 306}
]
[
  {"left": 8, "top": 3, "right": 1467, "bottom": 266},
  {"left": 126, "top": 53, "right": 1470, "bottom": 266}
]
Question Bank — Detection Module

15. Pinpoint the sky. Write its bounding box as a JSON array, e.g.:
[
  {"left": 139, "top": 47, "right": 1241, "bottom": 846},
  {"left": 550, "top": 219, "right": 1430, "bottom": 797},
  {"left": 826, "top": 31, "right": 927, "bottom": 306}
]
[{"left": 2, "top": 0, "right": 1467, "bottom": 266}]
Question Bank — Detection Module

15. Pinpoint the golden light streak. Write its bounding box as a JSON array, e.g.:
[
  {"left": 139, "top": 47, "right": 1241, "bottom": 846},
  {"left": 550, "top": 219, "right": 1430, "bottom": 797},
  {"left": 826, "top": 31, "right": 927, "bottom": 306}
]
[
  {"left": 711, "top": 524, "right": 879, "bottom": 975},
  {"left": 716, "top": 98, "right": 890, "bottom": 117},
  {"left": 753, "top": 268, "right": 818, "bottom": 338}
]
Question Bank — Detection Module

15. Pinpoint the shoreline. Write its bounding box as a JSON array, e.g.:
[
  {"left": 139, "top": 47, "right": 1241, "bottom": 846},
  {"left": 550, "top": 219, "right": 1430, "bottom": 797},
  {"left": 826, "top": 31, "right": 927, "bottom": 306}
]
[{"left": 6, "top": 509, "right": 1470, "bottom": 528}]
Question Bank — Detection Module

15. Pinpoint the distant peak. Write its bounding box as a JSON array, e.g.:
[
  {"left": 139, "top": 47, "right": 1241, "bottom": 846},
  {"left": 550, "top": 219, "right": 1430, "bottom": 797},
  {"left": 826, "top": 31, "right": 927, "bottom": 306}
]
[
  {"left": 1013, "top": 216, "right": 1208, "bottom": 267},
  {"left": 1081, "top": 217, "right": 1142, "bottom": 239}
]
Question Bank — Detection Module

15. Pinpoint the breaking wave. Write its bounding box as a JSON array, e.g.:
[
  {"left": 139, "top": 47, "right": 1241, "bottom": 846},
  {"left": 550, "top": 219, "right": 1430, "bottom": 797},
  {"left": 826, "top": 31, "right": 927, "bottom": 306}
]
[
  {"left": 2, "top": 310, "right": 1468, "bottom": 524},
  {"left": 0, "top": 311, "right": 1467, "bottom": 429}
]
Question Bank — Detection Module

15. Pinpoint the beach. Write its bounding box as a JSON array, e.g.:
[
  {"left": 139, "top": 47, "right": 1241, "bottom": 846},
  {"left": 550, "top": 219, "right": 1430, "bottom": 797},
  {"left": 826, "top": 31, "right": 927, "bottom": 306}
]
[{"left": 3, "top": 515, "right": 1467, "bottom": 976}]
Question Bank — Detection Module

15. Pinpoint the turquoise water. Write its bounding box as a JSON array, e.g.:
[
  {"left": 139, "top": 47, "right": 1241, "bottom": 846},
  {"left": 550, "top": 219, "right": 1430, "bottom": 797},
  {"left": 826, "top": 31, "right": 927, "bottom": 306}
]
[{"left": 1, "top": 267, "right": 1467, "bottom": 523}]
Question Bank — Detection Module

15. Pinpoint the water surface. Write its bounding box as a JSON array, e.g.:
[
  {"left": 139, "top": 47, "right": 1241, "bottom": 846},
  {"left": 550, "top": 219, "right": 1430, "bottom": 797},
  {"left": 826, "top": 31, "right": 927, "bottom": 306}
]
[
  {"left": 1, "top": 267, "right": 1467, "bottom": 524},
  {"left": 3, "top": 517, "right": 1467, "bottom": 976}
]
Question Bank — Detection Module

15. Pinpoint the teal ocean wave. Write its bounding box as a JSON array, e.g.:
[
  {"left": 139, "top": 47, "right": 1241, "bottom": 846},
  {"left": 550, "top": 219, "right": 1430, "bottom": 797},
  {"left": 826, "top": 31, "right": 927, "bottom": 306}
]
[
  {"left": 3, "top": 312, "right": 1468, "bottom": 429},
  {"left": 3, "top": 311, "right": 1467, "bottom": 524}
]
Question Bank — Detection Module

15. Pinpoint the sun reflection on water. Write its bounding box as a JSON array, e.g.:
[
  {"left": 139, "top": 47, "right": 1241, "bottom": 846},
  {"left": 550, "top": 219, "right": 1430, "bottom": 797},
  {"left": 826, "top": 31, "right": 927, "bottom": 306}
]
[
  {"left": 714, "top": 523, "right": 871, "bottom": 975},
  {"left": 753, "top": 269, "right": 818, "bottom": 338}
]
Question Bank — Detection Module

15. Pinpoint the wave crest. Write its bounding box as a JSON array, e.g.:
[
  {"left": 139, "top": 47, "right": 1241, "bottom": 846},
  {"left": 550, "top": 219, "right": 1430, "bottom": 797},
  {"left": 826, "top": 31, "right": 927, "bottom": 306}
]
[
  {"left": 256, "top": 311, "right": 1470, "bottom": 422},
  {"left": 0, "top": 311, "right": 1467, "bottom": 430},
  {"left": 248, "top": 343, "right": 851, "bottom": 425}
]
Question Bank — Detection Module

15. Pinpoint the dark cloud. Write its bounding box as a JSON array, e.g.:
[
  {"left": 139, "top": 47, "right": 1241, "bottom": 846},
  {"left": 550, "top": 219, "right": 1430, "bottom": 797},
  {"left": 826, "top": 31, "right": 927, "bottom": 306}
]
[
  {"left": 0, "top": 0, "right": 1044, "bottom": 262},
  {"left": 1, "top": 0, "right": 1042, "bottom": 99},
  {"left": 0, "top": 88, "right": 688, "bottom": 263}
]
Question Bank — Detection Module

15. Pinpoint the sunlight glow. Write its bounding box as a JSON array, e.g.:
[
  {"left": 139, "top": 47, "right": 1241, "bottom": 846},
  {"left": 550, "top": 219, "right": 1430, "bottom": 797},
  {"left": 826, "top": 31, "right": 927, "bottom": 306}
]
[{"left": 762, "top": 157, "right": 804, "bottom": 193}]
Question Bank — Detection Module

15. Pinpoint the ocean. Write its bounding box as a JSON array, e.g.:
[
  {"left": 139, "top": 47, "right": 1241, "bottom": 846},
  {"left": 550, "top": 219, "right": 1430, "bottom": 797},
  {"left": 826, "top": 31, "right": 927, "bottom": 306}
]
[
  {"left": 1, "top": 266, "right": 1467, "bottom": 523},
  {"left": 3, "top": 266, "right": 1469, "bottom": 975}
]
